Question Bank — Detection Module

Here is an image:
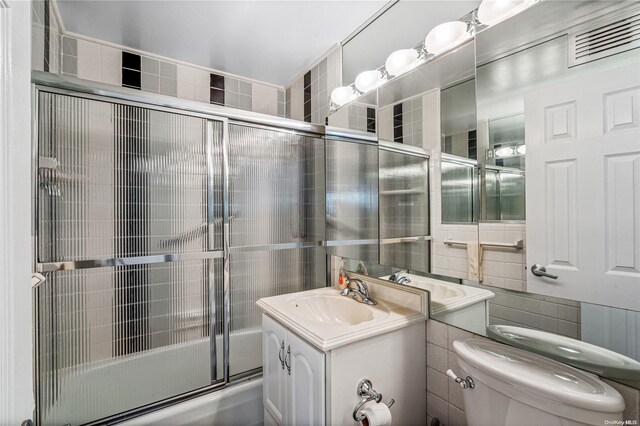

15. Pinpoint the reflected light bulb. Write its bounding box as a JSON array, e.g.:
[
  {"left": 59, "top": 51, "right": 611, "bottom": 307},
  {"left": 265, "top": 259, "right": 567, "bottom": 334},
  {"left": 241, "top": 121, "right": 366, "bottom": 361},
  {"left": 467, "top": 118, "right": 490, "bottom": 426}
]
[
  {"left": 355, "top": 70, "right": 385, "bottom": 93},
  {"left": 495, "top": 146, "right": 516, "bottom": 157},
  {"left": 424, "top": 21, "right": 470, "bottom": 55},
  {"left": 477, "top": 0, "right": 531, "bottom": 26},
  {"left": 330, "top": 86, "right": 357, "bottom": 107},
  {"left": 385, "top": 49, "right": 421, "bottom": 77}
]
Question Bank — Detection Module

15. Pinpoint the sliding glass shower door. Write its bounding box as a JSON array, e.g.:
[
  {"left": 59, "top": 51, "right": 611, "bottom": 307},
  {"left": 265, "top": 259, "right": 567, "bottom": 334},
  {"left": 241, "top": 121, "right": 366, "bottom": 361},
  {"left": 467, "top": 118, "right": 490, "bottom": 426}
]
[
  {"left": 33, "top": 89, "right": 328, "bottom": 425},
  {"left": 227, "top": 124, "right": 326, "bottom": 377},
  {"left": 35, "top": 92, "right": 224, "bottom": 425}
]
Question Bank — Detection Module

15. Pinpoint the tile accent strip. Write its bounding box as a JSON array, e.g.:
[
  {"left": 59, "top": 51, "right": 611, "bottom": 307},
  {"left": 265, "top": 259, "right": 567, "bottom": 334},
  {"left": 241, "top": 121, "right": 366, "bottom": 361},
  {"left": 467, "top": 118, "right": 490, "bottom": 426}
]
[
  {"left": 210, "top": 73, "right": 225, "bottom": 106},
  {"left": 122, "top": 52, "right": 141, "bottom": 90},
  {"left": 303, "top": 70, "right": 311, "bottom": 122},
  {"left": 393, "top": 103, "right": 403, "bottom": 143},
  {"left": 43, "top": 0, "right": 50, "bottom": 72},
  {"left": 367, "top": 107, "right": 376, "bottom": 134},
  {"left": 468, "top": 130, "right": 477, "bottom": 160}
]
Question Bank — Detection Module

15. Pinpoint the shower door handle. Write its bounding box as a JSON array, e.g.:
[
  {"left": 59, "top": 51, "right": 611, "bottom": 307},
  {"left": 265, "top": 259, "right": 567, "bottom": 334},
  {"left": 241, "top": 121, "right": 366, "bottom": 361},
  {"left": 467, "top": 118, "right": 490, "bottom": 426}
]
[
  {"left": 278, "top": 340, "right": 285, "bottom": 370},
  {"left": 531, "top": 264, "right": 558, "bottom": 280}
]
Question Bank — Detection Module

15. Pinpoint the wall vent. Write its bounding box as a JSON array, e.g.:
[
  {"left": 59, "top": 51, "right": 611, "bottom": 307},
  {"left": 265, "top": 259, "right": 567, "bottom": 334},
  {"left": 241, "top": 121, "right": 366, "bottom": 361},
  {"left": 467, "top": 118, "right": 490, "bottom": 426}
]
[{"left": 568, "top": 10, "right": 640, "bottom": 67}]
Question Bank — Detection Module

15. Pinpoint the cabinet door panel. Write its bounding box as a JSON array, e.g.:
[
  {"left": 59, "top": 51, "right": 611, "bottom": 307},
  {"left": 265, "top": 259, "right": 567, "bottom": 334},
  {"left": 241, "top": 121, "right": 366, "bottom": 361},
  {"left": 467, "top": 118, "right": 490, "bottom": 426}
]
[
  {"left": 288, "top": 332, "right": 325, "bottom": 426},
  {"left": 262, "top": 315, "right": 287, "bottom": 424}
]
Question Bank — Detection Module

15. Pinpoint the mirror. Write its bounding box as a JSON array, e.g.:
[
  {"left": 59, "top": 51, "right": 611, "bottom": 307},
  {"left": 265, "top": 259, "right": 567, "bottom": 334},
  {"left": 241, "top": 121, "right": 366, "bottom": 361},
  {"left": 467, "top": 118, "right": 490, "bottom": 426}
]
[
  {"left": 327, "top": 91, "right": 378, "bottom": 134},
  {"left": 341, "top": 1, "right": 481, "bottom": 83},
  {"left": 471, "top": 0, "right": 640, "bottom": 385},
  {"left": 333, "top": 0, "right": 640, "bottom": 389},
  {"left": 375, "top": 36, "right": 478, "bottom": 280}
]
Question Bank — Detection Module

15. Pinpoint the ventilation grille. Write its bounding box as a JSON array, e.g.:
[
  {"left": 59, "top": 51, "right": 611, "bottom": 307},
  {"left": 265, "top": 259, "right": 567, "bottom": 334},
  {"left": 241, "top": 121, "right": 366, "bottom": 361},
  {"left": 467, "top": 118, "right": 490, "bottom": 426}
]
[{"left": 569, "top": 11, "right": 640, "bottom": 67}]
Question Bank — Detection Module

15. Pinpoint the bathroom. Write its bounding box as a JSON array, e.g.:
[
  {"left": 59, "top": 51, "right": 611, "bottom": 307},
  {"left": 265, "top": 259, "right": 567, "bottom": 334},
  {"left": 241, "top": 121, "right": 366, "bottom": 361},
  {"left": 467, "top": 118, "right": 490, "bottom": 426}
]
[{"left": 1, "top": 0, "right": 639, "bottom": 425}]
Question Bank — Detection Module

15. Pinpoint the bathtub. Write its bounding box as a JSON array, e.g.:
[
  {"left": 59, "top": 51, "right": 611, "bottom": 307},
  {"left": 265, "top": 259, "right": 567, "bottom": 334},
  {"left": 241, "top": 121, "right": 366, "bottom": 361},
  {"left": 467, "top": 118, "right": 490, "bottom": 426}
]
[{"left": 120, "top": 378, "right": 264, "bottom": 426}]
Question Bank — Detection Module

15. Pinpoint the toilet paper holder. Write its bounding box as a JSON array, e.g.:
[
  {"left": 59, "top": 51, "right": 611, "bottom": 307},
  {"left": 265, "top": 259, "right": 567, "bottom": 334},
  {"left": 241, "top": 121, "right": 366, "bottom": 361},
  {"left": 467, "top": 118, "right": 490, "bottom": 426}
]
[{"left": 352, "top": 379, "right": 395, "bottom": 421}]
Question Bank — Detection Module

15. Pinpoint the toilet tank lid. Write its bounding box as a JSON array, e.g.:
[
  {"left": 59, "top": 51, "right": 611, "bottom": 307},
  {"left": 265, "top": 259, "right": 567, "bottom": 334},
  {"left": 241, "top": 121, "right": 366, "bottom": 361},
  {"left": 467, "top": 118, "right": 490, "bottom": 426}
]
[{"left": 453, "top": 338, "right": 625, "bottom": 413}]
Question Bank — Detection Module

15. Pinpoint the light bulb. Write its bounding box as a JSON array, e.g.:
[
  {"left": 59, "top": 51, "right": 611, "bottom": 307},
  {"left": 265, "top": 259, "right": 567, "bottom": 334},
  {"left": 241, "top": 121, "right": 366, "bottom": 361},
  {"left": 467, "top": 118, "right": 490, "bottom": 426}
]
[
  {"left": 385, "top": 49, "right": 421, "bottom": 77},
  {"left": 477, "top": 0, "right": 531, "bottom": 26},
  {"left": 330, "top": 86, "right": 357, "bottom": 107},
  {"left": 355, "top": 70, "right": 386, "bottom": 93},
  {"left": 516, "top": 144, "right": 526, "bottom": 155},
  {"left": 495, "top": 147, "right": 516, "bottom": 157},
  {"left": 424, "top": 21, "right": 470, "bottom": 55}
]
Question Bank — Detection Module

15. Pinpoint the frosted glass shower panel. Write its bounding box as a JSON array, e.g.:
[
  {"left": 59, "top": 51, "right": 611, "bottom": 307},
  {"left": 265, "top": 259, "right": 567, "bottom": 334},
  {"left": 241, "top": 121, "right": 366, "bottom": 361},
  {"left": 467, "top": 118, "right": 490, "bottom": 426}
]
[
  {"left": 35, "top": 260, "right": 220, "bottom": 425},
  {"left": 379, "top": 148, "right": 430, "bottom": 272},
  {"left": 325, "top": 139, "right": 379, "bottom": 261},
  {"left": 35, "top": 92, "right": 224, "bottom": 425},
  {"left": 228, "top": 247, "right": 324, "bottom": 376},
  {"left": 228, "top": 124, "right": 326, "bottom": 247},
  {"left": 227, "top": 124, "right": 326, "bottom": 377},
  {"left": 440, "top": 158, "right": 478, "bottom": 223},
  {"left": 379, "top": 150, "right": 429, "bottom": 239}
]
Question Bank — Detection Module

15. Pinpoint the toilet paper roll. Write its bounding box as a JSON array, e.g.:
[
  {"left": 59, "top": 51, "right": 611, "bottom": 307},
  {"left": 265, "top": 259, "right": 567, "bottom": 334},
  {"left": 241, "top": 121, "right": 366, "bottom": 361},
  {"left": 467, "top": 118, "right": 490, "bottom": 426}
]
[{"left": 359, "top": 401, "right": 392, "bottom": 426}]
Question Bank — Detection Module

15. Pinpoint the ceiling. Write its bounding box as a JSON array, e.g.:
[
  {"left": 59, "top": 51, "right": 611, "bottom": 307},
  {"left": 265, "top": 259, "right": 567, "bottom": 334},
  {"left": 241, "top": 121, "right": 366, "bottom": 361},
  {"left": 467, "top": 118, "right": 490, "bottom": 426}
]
[{"left": 56, "top": 0, "right": 388, "bottom": 86}]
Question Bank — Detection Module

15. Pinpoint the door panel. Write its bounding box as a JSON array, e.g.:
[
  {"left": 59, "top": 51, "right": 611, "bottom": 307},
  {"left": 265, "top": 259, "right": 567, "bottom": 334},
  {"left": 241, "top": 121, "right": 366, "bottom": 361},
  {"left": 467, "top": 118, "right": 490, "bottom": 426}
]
[
  {"left": 288, "top": 332, "right": 325, "bottom": 426},
  {"left": 262, "top": 315, "right": 287, "bottom": 425},
  {"left": 526, "top": 63, "right": 640, "bottom": 310}
]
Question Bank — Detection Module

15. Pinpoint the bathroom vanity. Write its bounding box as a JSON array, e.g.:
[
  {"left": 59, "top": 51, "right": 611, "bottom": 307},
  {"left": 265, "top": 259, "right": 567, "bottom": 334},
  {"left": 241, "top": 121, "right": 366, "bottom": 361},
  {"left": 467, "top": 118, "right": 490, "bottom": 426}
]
[{"left": 257, "top": 281, "right": 428, "bottom": 425}]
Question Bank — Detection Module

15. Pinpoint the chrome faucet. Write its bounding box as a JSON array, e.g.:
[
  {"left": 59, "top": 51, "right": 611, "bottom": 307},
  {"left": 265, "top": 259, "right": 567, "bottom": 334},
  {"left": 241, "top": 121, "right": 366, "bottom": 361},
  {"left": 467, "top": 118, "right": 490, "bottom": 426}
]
[
  {"left": 389, "top": 271, "right": 411, "bottom": 285},
  {"left": 340, "top": 278, "right": 376, "bottom": 305}
]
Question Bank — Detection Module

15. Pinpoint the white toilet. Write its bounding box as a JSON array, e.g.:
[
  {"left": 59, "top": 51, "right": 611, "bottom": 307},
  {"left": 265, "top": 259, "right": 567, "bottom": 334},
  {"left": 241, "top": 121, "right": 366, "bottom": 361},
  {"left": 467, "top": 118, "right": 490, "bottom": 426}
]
[{"left": 452, "top": 339, "right": 625, "bottom": 426}]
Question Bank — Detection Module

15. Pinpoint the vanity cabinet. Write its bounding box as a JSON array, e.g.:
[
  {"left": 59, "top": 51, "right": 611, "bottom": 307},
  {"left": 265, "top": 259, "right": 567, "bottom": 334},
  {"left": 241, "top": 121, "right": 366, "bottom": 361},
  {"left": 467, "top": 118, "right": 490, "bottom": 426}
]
[
  {"left": 258, "top": 284, "right": 428, "bottom": 426},
  {"left": 263, "top": 314, "right": 325, "bottom": 426}
]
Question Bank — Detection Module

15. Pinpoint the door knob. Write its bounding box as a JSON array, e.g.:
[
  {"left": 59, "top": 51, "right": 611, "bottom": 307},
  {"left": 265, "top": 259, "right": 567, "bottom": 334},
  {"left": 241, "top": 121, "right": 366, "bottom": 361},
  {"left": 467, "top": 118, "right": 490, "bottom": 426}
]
[{"left": 531, "top": 264, "right": 558, "bottom": 279}]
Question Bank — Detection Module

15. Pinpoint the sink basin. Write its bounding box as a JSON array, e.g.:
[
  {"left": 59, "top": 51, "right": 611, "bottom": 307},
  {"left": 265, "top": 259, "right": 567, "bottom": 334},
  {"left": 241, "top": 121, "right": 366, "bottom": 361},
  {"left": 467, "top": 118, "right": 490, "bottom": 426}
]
[
  {"left": 380, "top": 273, "right": 494, "bottom": 315},
  {"left": 256, "top": 285, "right": 428, "bottom": 351},
  {"left": 289, "top": 295, "right": 381, "bottom": 325}
]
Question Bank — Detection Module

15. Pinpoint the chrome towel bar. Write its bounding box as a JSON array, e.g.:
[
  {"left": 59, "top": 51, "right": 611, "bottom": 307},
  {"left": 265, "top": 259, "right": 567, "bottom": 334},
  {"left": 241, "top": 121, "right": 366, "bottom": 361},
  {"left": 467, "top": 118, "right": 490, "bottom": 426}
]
[{"left": 443, "top": 238, "right": 524, "bottom": 250}]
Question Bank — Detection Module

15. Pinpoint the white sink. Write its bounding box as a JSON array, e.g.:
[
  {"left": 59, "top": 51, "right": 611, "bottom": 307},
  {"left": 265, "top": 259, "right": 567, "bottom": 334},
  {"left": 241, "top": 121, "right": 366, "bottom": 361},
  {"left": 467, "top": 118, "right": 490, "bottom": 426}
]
[
  {"left": 381, "top": 273, "right": 494, "bottom": 315},
  {"left": 256, "top": 284, "right": 428, "bottom": 351},
  {"left": 288, "top": 294, "right": 389, "bottom": 325}
]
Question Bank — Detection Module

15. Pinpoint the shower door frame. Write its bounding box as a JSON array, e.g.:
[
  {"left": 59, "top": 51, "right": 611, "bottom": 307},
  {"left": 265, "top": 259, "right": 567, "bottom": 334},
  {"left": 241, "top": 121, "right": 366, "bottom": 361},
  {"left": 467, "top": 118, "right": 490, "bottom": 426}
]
[{"left": 31, "top": 72, "right": 326, "bottom": 425}]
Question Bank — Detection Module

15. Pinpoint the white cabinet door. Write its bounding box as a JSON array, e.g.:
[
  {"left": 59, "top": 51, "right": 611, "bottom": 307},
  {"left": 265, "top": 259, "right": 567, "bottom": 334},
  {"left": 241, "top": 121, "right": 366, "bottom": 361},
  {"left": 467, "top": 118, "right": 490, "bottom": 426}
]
[
  {"left": 262, "top": 315, "right": 287, "bottom": 424},
  {"left": 287, "top": 331, "right": 325, "bottom": 426},
  {"left": 525, "top": 63, "right": 640, "bottom": 310}
]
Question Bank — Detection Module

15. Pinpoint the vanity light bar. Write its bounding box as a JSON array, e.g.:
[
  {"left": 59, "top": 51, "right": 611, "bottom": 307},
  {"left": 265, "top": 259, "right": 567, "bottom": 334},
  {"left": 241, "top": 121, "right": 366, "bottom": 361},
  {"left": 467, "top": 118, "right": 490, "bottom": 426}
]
[{"left": 330, "top": 0, "right": 539, "bottom": 110}]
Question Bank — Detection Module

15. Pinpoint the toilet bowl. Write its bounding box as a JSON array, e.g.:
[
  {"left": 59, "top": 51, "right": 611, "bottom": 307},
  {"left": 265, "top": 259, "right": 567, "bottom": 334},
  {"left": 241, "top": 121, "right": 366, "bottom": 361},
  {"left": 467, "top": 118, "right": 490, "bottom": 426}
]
[{"left": 452, "top": 338, "right": 625, "bottom": 426}]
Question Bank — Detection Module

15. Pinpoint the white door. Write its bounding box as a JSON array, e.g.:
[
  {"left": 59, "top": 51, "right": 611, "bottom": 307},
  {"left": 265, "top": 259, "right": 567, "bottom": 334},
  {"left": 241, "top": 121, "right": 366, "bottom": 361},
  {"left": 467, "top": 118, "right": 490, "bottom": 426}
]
[
  {"left": 526, "top": 62, "right": 640, "bottom": 310},
  {"left": 262, "top": 315, "right": 288, "bottom": 424},
  {"left": 287, "top": 332, "right": 325, "bottom": 426}
]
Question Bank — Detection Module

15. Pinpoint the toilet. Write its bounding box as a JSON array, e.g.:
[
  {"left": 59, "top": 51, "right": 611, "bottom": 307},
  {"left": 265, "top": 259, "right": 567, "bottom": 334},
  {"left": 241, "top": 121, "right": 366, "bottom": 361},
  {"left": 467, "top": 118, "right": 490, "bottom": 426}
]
[{"left": 452, "top": 339, "right": 625, "bottom": 426}]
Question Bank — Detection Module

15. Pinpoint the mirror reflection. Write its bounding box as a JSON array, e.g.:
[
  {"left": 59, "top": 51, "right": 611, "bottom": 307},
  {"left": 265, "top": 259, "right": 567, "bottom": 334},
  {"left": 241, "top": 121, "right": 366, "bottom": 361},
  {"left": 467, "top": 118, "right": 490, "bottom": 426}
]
[{"left": 333, "top": 0, "right": 640, "bottom": 390}]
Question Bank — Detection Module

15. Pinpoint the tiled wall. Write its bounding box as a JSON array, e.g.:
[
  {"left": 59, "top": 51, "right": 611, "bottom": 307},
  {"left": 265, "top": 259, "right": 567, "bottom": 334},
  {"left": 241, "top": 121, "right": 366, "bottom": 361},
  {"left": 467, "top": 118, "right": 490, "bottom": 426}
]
[
  {"left": 378, "top": 97, "right": 423, "bottom": 146},
  {"left": 465, "top": 280, "right": 581, "bottom": 339},
  {"left": 425, "top": 319, "right": 640, "bottom": 426},
  {"left": 287, "top": 46, "right": 341, "bottom": 124},
  {"left": 478, "top": 223, "right": 526, "bottom": 291},
  {"left": 32, "top": 0, "right": 62, "bottom": 74},
  {"left": 32, "top": 1, "right": 285, "bottom": 118}
]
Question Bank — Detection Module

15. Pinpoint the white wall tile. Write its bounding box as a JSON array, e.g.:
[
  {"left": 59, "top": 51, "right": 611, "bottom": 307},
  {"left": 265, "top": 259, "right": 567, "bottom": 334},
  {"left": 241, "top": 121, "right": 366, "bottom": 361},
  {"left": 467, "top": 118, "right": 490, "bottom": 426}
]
[
  {"left": 100, "top": 45, "right": 121, "bottom": 86},
  {"left": 251, "top": 83, "right": 278, "bottom": 116},
  {"left": 176, "top": 65, "right": 195, "bottom": 100},
  {"left": 76, "top": 39, "right": 101, "bottom": 82},
  {"left": 290, "top": 76, "right": 304, "bottom": 122}
]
